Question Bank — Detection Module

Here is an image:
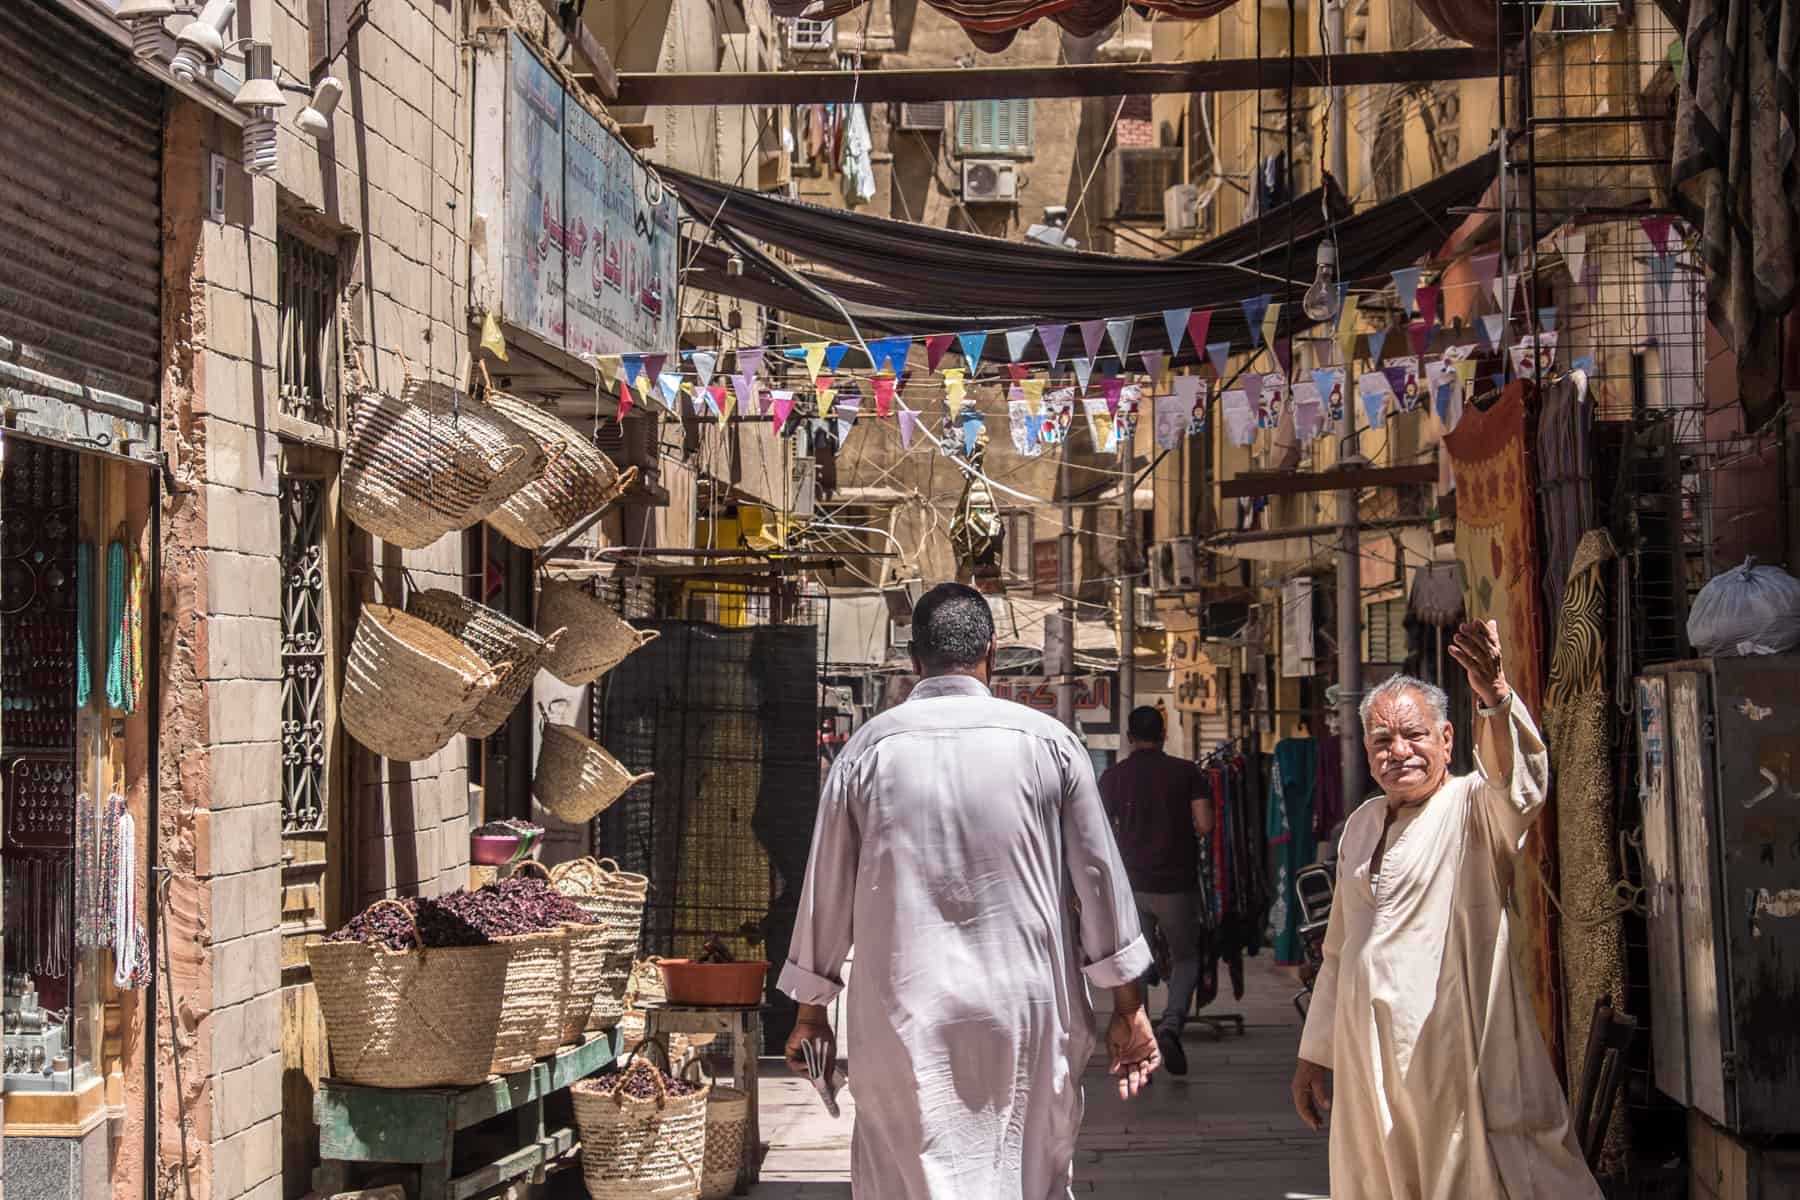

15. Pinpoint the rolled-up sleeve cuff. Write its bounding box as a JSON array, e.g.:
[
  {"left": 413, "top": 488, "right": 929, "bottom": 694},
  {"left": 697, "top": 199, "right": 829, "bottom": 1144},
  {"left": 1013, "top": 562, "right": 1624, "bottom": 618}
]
[
  {"left": 1297, "top": 1030, "right": 1333, "bottom": 1068},
  {"left": 778, "top": 960, "right": 845, "bottom": 1005},
  {"left": 1082, "top": 935, "right": 1152, "bottom": 989}
]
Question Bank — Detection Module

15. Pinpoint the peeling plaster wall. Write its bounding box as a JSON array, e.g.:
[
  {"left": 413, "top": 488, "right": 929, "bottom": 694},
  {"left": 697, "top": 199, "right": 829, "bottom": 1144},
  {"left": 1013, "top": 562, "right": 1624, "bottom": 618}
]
[{"left": 150, "top": 3, "right": 477, "bottom": 1198}]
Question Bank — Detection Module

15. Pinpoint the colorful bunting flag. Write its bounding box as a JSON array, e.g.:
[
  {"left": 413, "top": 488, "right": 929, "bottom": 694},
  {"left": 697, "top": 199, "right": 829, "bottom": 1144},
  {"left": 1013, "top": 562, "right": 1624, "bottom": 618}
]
[
  {"left": 1272, "top": 336, "right": 1292, "bottom": 376},
  {"left": 621, "top": 353, "right": 645, "bottom": 388},
  {"left": 771, "top": 391, "right": 796, "bottom": 432},
  {"left": 802, "top": 342, "right": 828, "bottom": 383},
  {"left": 1242, "top": 294, "right": 1272, "bottom": 349},
  {"left": 1022, "top": 378, "right": 1045, "bottom": 414},
  {"left": 616, "top": 384, "right": 634, "bottom": 420},
  {"left": 1186, "top": 311, "right": 1213, "bottom": 360},
  {"left": 1415, "top": 285, "right": 1441, "bottom": 333},
  {"left": 1312, "top": 367, "right": 1346, "bottom": 425},
  {"left": 957, "top": 330, "right": 988, "bottom": 372},
  {"left": 1206, "top": 341, "right": 1231, "bottom": 379},
  {"left": 731, "top": 373, "right": 756, "bottom": 418},
  {"left": 1479, "top": 313, "right": 1507, "bottom": 352},
  {"left": 1102, "top": 376, "right": 1124, "bottom": 414},
  {"left": 942, "top": 367, "right": 965, "bottom": 407},
  {"left": 631, "top": 370, "right": 652, "bottom": 412},
  {"left": 898, "top": 408, "right": 918, "bottom": 448},
  {"left": 1367, "top": 328, "right": 1388, "bottom": 366},
  {"left": 1337, "top": 295, "right": 1361, "bottom": 366},
  {"left": 926, "top": 334, "right": 955, "bottom": 371},
  {"left": 736, "top": 347, "right": 765, "bottom": 379},
  {"left": 1559, "top": 229, "right": 1587, "bottom": 284},
  {"left": 1006, "top": 363, "right": 1030, "bottom": 382},
  {"left": 1005, "top": 327, "right": 1034, "bottom": 363},
  {"left": 1105, "top": 317, "right": 1135, "bottom": 362},
  {"left": 1072, "top": 357, "right": 1095, "bottom": 394},
  {"left": 1261, "top": 301, "right": 1282, "bottom": 356},
  {"left": 1537, "top": 306, "right": 1558, "bottom": 334},
  {"left": 1392, "top": 266, "right": 1423, "bottom": 316},
  {"left": 1640, "top": 215, "right": 1674, "bottom": 256},
  {"left": 1242, "top": 373, "right": 1265, "bottom": 429},
  {"left": 1079, "top": 319, "right": 1106, "bottom": 361},
  {"left": 1163, "top": 307, "right": 1193, "bottom": 356},
  {"left": 1173, "top": 375, "right": 1207, "bottom": 436},
  {"left": 962, "top": 409, "right": 983, "bottom": 456},
  {"left": 1408, "top": 321, "right": 1431, "bottom": 359},
  {"left": 708, "top": 383, "right": 730, "bottom": 422},
  {"left": 1471, "top": 251, "right": 1499, "bottom": 298},
  {"left": 1140, "top": 351, "right": 1166, "bottom": 391},
  {"left": 824, "top": 343, "right": 849, "bottom": 373},
  {"left": 1648, "top": 250, "right": 1675, "bottom": 297},
  {"left": 594, "top": 354, "right": 621, "bottom": 389},
  {"left": 1389, "top": 357, "right": 1422, "bottom": 412},
  {"left": 1359, "top": 371, "right": 1391, "bottom": 429},
  {"left": 691, "top": 351, "right": 717, "bottom": 389},
  {"left": 872, "top": 374, "right": 895, "bottom": 417},
  {"left": 656, "top": 371, "right": 683, "bottom": 412},
  {"left": 1222, "top": 390, "right": 1256, "bottom": 446},
  {"left": 1038, "top": 323, "right": 1068, "bottom": 370}
]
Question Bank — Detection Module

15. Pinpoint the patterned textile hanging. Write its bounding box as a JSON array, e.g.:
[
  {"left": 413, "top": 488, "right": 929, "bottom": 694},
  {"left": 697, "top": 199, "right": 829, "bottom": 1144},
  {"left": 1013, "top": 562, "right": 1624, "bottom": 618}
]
[{"left": 104, "top": 539, "right": 143, "bottom": 714}]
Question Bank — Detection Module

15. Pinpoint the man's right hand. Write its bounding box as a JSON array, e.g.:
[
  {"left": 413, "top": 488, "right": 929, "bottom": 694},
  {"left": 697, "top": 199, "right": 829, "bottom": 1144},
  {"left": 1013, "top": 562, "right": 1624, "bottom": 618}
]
[
  {"left": 784, "top": 1004, "right": 836, "bottom": 1079},
  {"left": 1292, "top": 1058, "right": 1332, "bottom": 1131}
]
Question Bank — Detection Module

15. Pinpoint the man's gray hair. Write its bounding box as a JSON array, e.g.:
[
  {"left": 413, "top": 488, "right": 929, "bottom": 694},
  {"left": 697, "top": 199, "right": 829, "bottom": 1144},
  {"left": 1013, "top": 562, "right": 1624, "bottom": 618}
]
[{"left": 1358, "top": 674, "right": 1450, "bottom": 726}]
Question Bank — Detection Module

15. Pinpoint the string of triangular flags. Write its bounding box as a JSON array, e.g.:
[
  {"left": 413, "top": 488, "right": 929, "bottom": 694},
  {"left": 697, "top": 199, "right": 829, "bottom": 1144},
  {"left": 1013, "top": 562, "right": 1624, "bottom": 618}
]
[{"left": 580, "top": 236, "right": 1642, "bottom": 457}]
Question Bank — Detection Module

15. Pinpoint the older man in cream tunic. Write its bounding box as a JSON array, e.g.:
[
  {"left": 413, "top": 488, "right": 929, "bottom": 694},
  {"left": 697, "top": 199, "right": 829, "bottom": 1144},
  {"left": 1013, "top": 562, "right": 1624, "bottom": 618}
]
[
  {"left": 1292, "top": 620, "right": 1603, "bottom": 1199},
  {"left": 779, "top": 583, "right": 1161, "bottom": 1199}
]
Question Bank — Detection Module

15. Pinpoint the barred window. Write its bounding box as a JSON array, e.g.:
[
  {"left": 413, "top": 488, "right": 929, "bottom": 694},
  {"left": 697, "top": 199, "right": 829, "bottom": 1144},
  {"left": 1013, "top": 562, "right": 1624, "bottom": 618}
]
[{"left": 278, "top": 231, "right": 343, "bottom": 429}]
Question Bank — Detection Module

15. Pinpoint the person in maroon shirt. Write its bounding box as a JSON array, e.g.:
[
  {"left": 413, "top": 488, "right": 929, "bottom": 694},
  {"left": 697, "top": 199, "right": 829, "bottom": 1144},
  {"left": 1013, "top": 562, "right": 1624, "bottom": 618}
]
[{"left": 1098, "top": 706, "right": 1214, "bottom": 1075}]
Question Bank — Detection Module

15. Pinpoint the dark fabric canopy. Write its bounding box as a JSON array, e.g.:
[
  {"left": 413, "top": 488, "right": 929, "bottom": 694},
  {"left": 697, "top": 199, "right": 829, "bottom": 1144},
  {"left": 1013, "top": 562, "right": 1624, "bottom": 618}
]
[
  {"left": 770, "top": 0, "right": 1241, "bottom": 52},
  {"left": 671, "top": 151, "right": 1497, "bottom": 368}
]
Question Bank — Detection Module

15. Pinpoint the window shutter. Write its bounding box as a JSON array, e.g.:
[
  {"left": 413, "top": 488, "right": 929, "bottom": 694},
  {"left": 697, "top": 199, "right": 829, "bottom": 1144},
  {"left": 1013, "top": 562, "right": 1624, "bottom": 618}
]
[
  {"left": 308, "top": 0, "right": 369, "bottom": 75},
  {"left": 955, "top": 101, "right": 978, "bottom": 154},
  {"left": 1011, "top": 99, "right": 1034, "bottom": 155}
]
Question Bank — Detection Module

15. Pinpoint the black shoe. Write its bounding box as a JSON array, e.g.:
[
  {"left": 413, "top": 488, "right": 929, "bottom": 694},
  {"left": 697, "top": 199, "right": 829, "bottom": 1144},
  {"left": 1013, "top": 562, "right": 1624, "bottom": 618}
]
[{"left": 1156, "top": 1028, "right": 1188, "bottom": 1077}]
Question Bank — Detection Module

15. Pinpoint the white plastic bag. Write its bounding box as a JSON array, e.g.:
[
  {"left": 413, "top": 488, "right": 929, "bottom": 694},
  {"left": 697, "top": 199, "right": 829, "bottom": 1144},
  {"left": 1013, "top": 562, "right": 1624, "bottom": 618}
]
[{"left": 1686, "top": 558, "right": 1800, "bottom": 657}]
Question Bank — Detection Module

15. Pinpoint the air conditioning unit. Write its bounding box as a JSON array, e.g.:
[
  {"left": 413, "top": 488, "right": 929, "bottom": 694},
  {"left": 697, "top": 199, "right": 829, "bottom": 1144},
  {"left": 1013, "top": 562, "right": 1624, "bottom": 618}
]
[
  {"left": 961, "top": 159, "right": 1018, "bottom": 204},
  {"left": 897, "top": 101, "right": 947, "bottom": 132},
  {"left": 1105, "top": 147, "right": 1182, "bottom": 222},
  {"left": 1163, "top": 183, "right": 1202, "bottom": 236},
  {"left": 1149, "top": 539, "right": 1199, "bottom": 592},
  {"left": 786, "top": 18, "right": 834, "bottom": 50}
]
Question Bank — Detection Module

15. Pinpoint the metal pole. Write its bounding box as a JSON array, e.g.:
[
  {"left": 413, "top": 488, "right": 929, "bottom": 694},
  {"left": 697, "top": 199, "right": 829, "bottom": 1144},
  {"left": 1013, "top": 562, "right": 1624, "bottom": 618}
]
[
  {"left": 1118, "top": 435, "right": 1137, "bottom": 749},
  {"left": 1327, "top": 0, "right": 1359, "bottom": 800},
  {"left": 1056, "top": 434, "right": 1077, "bottom": 731},
  {"left": 1325, "top": 0, "right": 1349, "bottom": 187}
]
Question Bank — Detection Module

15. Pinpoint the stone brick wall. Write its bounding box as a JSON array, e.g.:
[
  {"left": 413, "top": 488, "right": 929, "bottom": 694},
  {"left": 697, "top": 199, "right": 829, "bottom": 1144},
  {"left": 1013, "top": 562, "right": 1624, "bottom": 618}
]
[{"left": 151, "top": 3, "right": 476, "bottom": 1198}]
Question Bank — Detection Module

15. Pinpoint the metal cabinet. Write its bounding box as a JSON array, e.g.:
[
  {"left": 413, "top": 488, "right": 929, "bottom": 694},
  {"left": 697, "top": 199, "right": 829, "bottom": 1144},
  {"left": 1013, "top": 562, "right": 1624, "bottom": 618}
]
[{"left": 1638, "top": 656, "right": 1800, "bottom": 1136}]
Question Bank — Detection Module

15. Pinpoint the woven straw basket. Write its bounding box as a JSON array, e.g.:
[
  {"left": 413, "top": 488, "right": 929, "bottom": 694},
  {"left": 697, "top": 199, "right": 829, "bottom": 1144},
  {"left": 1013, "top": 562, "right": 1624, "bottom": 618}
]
[
  {"left": 404, "top": 588, "right": 565, "bottom": 738},
  {"left": 482, "top": 393, "right": 636, "bottom": 548},
  {"left": 698, "top": 1084, "right": 750, "bottom": 1200},
  {"left": 491, "top": 928, "right": 567, "bottom": 1073},
  {"left": 342, "top": 380, "right": 544, "bottom": 549},
  {"left": 537, "top": 579, "right": 660, "bottom": 685},
  {"left": 342, "top": 604, "right": 508, "bottom": 762},
  {"left": 573, "top": 1051, "right": 709, "bottom": 1200},
  {"left": 553, "top": 857, "right": 649, "bottom": 1031},
  {"left": 534, "top": 724, "right": 652, "bottom": 824},
  {"left": 306, "top": 900, "right": 510, "bottom": 1088}
]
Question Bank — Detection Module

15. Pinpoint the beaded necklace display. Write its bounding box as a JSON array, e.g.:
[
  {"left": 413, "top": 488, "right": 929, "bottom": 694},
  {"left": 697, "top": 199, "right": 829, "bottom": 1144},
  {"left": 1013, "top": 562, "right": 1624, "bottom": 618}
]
[
  {"left": 74, "top": 541, "right": 93, "bottom": 708},
  {"left": 104, "top": 540, "right": 143, "bottom": 714},
  {"left": 111, "top": 801, "right": 146, "bottom": 989}
]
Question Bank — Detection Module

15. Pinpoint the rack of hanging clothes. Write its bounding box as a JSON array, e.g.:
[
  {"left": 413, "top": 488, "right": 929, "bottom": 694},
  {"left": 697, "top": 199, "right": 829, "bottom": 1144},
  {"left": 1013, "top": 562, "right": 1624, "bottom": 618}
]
[{"left": 1189, "top": 741, "right": 1270, "bottom": 1037}]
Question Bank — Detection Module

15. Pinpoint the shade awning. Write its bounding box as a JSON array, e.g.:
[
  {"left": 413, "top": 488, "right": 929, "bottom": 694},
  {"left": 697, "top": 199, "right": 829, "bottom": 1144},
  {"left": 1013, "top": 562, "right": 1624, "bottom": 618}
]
[
  {"left": 670, "top": 152, "right": 1497, "bottom": 362},
  {"left": 771, "top": 0, "right": 1239, "bottom": 50}
]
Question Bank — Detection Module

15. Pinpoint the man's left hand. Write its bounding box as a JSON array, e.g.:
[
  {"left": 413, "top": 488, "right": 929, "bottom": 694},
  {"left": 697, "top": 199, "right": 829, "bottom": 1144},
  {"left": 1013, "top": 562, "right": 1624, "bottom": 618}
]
[
  {"left": 1448, "top": 619, "right": 1510, "bottom": 709},
  {"left": 1106, "top": 1006, "right": 1161, "bottom": 1099}
]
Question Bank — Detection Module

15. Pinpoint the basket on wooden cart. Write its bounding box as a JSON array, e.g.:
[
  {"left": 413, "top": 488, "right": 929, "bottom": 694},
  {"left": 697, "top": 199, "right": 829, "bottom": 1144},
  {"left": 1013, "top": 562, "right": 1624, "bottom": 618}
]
[
  {"left": 573, "top": 1042, "right": 709, "bottom": 1200},
  {"left": 482, "top": 392, "right": 638, "bottom": 548},
  {"left": 552, "top": 858, "right": 649, "bottom": 1033},
  {"left": 342, "top": 377, "right": 543, "bottom": 549},
  {"left": 306, "top": 900, "right": 511, "bottom": 1088},
  {"left": 533, "top": 724, "right": 652, "bottom": 825},
  {"left": 404, "top": 588, "right": 564, "bottom": 738},
  {"left": 341, "top": 604, "right": 508, "bottom": 762},
  {"left": 536, "top": 578, "right": 660, "bottom": 685},
  {"left": 683, "top": 1061, "right": 750, "bottom": 1200},
  {"left": 587, "top": 930, "right": 639, "bottom": 1032},
  {"left": 491, "top": 926, "right": 568, "bottom": 1073}
]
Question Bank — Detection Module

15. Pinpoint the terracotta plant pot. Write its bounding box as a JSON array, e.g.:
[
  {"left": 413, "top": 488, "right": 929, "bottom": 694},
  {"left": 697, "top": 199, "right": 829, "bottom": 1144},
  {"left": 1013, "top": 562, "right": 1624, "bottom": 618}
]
[{"left": 656, "top": 960, "right": 768, "bottom": 1007}]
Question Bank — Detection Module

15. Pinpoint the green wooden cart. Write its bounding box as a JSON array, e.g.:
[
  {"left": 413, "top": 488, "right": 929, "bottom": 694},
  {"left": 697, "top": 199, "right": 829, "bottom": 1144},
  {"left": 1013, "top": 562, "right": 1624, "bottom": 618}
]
[{"left": 312, "top": 1031, "right": 620, "bottom": 1200}]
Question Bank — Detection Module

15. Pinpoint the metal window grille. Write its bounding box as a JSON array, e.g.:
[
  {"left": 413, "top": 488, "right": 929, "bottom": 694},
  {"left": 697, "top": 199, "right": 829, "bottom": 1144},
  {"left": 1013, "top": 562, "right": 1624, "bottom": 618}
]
[
  {"left": 280, "top": 475, "right": 329, "bottom": 833},
  {"left": 278, "top": 232, "right": 341, "bottom": 428},
  {"left": 955, "top": 99, "right": 1035, "bottom": 158},
  {"left": 1365, "top": 597, "right": 1407, "bottom": 666}
]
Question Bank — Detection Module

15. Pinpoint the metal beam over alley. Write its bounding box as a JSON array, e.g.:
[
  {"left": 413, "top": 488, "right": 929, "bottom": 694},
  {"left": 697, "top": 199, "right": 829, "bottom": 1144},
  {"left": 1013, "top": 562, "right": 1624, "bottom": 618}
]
[{"left": 606, "top": 47, "right": 1493, "bottom": 106}]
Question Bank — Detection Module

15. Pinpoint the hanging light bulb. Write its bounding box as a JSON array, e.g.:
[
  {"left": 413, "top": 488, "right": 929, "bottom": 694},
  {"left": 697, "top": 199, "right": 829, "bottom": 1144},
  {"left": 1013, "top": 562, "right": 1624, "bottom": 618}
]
[
  {"left": 232, "top": 41, "right": 282, "bottom": 177},
  {"left": 1302, "top": 241, "right": 1341, "bottom": 323}
]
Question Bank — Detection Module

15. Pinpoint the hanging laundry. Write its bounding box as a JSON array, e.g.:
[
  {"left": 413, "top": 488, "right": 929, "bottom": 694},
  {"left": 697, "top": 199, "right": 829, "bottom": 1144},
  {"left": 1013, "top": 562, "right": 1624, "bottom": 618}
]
[{"left": 840, "top": 104, "right": 876, "bottom": 206}]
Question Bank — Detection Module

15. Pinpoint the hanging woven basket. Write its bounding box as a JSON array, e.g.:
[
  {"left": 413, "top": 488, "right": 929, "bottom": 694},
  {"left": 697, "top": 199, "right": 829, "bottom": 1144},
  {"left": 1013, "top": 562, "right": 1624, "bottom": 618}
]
[
  {"left": 533, "top": 724, "right": 653, "bottom": 825},
  {"left": 537, "top": 579, "right": 660, "bottom": 685},
  {"left": 341, "top": 604, "right": 509, "bottom": 762},
  {"left": 342, "top": 377, "right": 544, "bottom": 549},
  {"left": 555, "top": 857, "right": 649, "bottom": 1032},
  {"left": 482, "top": 392, "right": 638, "bottom": 548},
  {"left": 404, "top": 588, "right": 565, "bottom": 738}
]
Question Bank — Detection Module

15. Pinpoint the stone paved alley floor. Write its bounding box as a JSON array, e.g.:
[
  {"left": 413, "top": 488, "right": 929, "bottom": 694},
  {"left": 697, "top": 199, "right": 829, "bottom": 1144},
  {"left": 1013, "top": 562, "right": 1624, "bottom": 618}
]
[{"left": 754, "top": 956, "right": 1330, "bottom": 1199}]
